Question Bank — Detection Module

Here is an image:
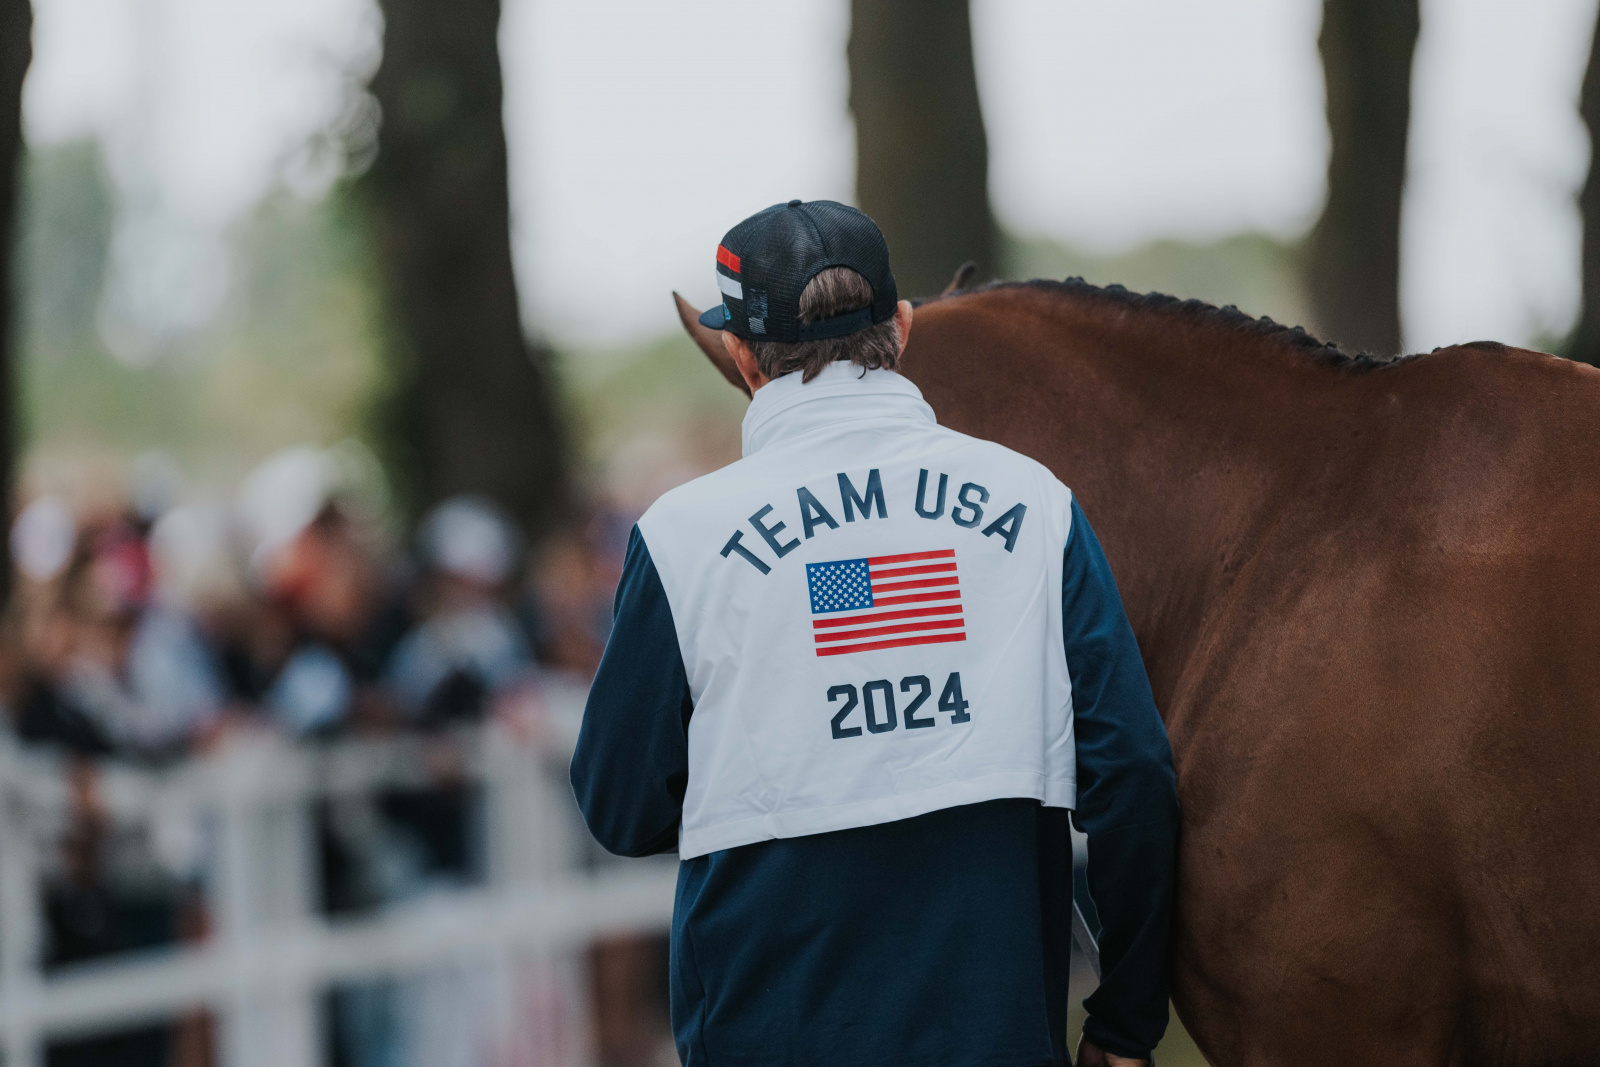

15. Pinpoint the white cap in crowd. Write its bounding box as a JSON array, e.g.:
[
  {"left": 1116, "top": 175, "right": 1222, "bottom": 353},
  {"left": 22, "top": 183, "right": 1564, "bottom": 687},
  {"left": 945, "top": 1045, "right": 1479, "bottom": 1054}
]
[{"left": 417, "top": 495, "right": 520, "bottom": 587}]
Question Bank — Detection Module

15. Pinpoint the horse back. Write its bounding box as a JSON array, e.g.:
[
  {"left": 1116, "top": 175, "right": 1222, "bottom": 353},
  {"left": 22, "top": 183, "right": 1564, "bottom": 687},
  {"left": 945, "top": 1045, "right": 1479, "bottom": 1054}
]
[
  {"left": 1166, "top": 347, "right": 1600, "bottom": 1062},
  {"left": 905, "top": 292, "right": 1600, "bottom": 1063}
]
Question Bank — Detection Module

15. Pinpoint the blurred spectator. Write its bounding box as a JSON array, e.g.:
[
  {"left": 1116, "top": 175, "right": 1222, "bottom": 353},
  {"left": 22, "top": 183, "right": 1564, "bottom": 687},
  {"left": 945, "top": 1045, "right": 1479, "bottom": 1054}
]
[
  {"left": 237, "top": 446, "right": 410, "bottom": 738},
  {"left": 5, "top": 494, "right": 111, "bottom": 754},
  {"left": 148, "top": 499, "right": 270, "bottom": 743},
  {"left": 58, "top": 516, "right": 225, "bottom": 759},
  {"left": 385, "top": 495, "right": 530, "bottom": 727},
  {"left": 7, "top": 495, "right": 222, "bottom": 760},
  {"left": 525, "top": 516, "right": 622, "bottom": 676},
  {"left": 12, "top": 493, "right": 76, "bottom": 583}
]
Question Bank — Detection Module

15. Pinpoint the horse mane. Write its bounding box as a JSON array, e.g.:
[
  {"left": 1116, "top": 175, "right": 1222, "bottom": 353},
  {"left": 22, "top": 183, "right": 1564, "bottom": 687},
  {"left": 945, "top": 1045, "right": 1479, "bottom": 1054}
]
[{"left": 931, "top": 276, "right": 1411, "bottom": 372}]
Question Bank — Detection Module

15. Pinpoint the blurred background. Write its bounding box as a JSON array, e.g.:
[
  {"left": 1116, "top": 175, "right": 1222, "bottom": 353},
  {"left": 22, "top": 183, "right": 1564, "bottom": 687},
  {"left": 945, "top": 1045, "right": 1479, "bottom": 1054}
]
[{"left": 0, "top": 0, "right": 1597, "bottom": 1065}]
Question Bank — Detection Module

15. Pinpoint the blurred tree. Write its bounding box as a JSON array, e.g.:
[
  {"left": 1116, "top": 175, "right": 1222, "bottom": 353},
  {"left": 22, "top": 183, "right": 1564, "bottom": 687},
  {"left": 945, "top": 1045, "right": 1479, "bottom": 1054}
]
[
  {"left": 1305, "top": 0, "right": 1419, "bottom": 357},
  {"left": 0, "top": 0, "right": 30, "bottom": 599},
  {"left": 1571, "top": 7, "right": 1600, "bottom": 367},
  {"left": 363, "top": 0, "right": 566, "bottom": 538},
  {"left": 850, "top": 0, "right": 994, "bottom": 298}
]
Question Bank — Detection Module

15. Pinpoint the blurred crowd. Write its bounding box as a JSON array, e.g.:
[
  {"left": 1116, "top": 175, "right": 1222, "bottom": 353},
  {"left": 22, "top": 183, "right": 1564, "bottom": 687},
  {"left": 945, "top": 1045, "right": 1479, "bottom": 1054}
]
[
  {"left": 2, "top": 444, "right": 628, "bottom": 762},
  {"left": 0, "top": 445, "right": 679, "bottom": 1067}
]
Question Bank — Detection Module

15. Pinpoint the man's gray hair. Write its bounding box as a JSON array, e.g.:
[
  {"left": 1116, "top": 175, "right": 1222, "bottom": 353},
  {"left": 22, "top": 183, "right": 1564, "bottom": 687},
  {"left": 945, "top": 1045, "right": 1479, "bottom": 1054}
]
[{"left": 748, "top": 267, "right": 900, "bottom": 383}]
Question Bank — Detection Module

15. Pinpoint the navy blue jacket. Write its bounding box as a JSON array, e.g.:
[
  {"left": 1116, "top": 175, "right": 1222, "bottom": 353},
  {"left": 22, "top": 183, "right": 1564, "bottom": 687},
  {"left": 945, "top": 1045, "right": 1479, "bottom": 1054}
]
[{"left": 571, "top": 500, "right": 1179, "bottom": 1065}]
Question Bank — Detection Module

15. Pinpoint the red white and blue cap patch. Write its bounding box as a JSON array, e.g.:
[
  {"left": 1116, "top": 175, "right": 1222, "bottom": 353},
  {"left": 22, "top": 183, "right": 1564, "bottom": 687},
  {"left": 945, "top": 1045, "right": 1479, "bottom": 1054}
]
[
  {"left": 716, "top": 244, "right": 743, "bottom": 301},
  {"left": 698, "top": 243, "right": 744, "bottom": 332}
]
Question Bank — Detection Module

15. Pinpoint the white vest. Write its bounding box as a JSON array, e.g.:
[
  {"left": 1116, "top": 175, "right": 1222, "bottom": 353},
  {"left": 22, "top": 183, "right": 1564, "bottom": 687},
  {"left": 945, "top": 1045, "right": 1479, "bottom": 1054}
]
[{"left": 637, "top": 363, "right": 1077, "bottom": 858}]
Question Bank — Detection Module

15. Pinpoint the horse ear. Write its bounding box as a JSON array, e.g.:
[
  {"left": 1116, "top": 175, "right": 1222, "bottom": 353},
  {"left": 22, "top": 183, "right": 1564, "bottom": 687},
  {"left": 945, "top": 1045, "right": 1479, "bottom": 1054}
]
[
  {"left": 673, "top": 292, "right": 751, "bottom": 397},
  {"left": 941, "top": 261, "right": 978, "bottom": 296}
]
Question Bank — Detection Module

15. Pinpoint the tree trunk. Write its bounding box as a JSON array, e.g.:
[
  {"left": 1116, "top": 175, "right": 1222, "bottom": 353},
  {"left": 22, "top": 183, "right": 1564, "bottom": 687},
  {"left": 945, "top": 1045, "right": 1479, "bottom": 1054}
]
[
  {"left": 0, "top": 0, "right": 30, "bottom": 604},
  {"left": 1305, "top": 0, "right": 1419, "bottom": 357},
  {"left": 849, "top": 0, "right": 995, "bottom": 300},
  {"left": 1570, "top": 7, "right": 1600, "bottom": 366},
  {"left": 364, "top": 0, "right": 566, "bottom": 538}
]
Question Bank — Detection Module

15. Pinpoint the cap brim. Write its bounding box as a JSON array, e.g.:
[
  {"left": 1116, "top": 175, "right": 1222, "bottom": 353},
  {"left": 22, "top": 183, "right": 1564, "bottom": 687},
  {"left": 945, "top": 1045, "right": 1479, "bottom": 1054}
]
[{"left": 698, "top": 303, "right": 728, "bottom": 331}]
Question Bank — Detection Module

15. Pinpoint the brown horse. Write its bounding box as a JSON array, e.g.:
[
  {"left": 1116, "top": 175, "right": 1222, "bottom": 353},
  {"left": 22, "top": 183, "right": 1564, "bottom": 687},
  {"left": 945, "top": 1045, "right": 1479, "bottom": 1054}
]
[{"left": 674, "top": 280, "right": 1600, "bottom": 1066}]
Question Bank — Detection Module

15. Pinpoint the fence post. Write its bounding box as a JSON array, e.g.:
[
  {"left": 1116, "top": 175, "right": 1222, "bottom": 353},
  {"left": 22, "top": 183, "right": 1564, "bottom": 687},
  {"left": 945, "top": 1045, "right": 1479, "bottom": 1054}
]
[
  {"left": 483, "top": 722, "right": 582, "bottom": 888},
  {"left": 481, "top": 716, "right": 591, "bottom": 1067},
  {"left": 0, "top": 770, "right": 43, "bottom": 1067},
  {"left": 210, "top": 741, "right": 321, "bottom": 1067}
]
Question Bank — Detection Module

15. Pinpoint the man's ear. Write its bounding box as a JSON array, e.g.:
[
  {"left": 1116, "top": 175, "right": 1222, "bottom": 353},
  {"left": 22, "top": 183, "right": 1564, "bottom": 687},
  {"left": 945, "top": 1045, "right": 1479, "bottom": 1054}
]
[
  {"left": 894, "top": 300, "right": 914, "bottom": 357},
  {"left": 723, "top": 331, "right": 771, "bottom": 394}
]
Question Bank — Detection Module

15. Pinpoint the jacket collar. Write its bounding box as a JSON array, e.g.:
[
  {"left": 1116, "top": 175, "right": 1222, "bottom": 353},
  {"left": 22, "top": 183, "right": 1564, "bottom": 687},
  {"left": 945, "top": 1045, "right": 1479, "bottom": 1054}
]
[{"left": 740, "top": 362, "right": 938, "bottom": 457}]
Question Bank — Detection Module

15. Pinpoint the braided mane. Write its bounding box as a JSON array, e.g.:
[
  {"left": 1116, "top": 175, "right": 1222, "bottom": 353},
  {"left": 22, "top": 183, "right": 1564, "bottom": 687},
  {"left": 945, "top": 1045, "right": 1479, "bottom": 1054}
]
[{"left": 933, "top": 276, "right": 1415, "bottom": 372}]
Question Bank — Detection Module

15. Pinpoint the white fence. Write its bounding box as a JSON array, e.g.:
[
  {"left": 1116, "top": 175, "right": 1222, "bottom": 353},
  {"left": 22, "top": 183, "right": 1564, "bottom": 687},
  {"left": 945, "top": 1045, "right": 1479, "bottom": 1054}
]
[{"left": 0, "top": 679, "right": 677, "bottom": 1067}]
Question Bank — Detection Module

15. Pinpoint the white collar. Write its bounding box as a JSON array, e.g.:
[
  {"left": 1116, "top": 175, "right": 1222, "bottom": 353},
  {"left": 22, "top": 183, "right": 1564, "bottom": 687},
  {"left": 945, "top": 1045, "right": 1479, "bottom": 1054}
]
[{"left": 740, "top": 362, "right": 937, "bottom": 457}]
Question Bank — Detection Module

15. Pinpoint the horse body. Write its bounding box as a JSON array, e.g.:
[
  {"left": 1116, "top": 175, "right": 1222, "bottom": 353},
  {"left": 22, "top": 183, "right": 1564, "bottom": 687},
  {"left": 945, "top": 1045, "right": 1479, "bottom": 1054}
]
[
  {"left": 901, "top": 283, "right": 1600, "bottom": 1065},
  {"left": 674, "top": 281, "right": 1600, "bottom": 1064}
]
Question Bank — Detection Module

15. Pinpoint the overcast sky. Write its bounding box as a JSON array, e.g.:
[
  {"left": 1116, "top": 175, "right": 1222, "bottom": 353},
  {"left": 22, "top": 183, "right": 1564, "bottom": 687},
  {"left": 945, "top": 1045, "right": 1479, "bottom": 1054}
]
[{"left": 22, "top": 0, "right": 1600, "bottom": 353}]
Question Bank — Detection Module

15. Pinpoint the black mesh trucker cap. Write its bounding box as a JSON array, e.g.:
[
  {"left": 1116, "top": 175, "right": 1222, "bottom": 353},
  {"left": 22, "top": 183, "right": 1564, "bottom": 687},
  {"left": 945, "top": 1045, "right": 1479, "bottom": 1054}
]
[{"left": 698, "top": 199, "right": 898, "bottom": 343}]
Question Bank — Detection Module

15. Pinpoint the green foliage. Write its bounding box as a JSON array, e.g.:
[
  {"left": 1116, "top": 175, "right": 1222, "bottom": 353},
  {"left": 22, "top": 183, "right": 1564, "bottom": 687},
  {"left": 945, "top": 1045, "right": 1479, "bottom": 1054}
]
[
  {"left": 16, "top": 141, "right": 114, "bottom": 360},
  {"left": 13, "top": 140, "right": 1312, "bottom": 516},
  {"left": 556, "top": 330, "right": 747, "bottom": 503},
  {"left": 16, "top": 141, "right": 388, "bottom": 491},
  {"left": 1004, "top": 230, "right": 1311, "bottom": 338}
]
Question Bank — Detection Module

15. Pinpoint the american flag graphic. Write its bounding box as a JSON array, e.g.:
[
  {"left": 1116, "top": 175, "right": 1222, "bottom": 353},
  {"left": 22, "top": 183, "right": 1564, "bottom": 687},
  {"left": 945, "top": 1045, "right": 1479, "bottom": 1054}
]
[{"left": 805, "top": 550, "right": 966, "bottom": 657}]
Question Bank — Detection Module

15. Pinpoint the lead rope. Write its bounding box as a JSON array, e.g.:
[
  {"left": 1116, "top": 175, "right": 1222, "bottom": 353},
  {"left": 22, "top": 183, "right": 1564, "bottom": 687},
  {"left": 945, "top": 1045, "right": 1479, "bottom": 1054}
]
[{"left": 1071, "top": 899, "right": 1101, "bottom": 979}]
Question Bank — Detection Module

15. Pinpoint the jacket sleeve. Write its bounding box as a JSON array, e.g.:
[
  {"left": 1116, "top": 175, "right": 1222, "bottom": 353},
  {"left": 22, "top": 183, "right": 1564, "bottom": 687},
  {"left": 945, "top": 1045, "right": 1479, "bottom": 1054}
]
[
  {"left": 570, "top": 525, "right": 694, "bottom": 858},
  {"left": 1063, "top": 498, "right": 1180, "bottom": 1060}
]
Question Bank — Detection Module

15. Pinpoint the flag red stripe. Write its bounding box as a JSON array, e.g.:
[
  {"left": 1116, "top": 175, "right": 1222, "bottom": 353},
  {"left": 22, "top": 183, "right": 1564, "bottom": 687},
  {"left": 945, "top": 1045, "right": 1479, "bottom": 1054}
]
[
  {"left": 716, "top": 245, "right": 740, "bottom": 272},
  {"left": 872, "top": 575, "right": 959, "bottom": 594},
  {"left": 869, "top": 562, "right": 956, "bottom": 580},
  {"left": 815, "top": 631, "right": 967, "bottom": 657},
  {"left": 869, "top": 549, "right": 955, "bottom": 566},
  {"left": 815, "top": 617, "right": 965, "bottom": 644},
  {"left": 813, "top": 604, "right": 963, "bottom": 629},
  {"left": 872, "top": 589, "right": 962, "bottom": 608}
]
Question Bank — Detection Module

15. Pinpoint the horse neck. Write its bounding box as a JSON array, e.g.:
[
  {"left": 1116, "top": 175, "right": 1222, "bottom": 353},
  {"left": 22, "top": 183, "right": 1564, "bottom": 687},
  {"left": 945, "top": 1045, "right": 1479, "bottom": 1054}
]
[{"left": 918, "top": 292, "right": 1338, "bottom": 706}]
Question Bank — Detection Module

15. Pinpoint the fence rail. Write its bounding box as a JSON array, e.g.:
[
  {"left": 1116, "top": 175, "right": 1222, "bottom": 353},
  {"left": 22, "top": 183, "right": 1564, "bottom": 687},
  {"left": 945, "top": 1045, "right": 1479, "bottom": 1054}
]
[{"left": 0, "top": 679, "right": 675, "bottom": 1067}]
